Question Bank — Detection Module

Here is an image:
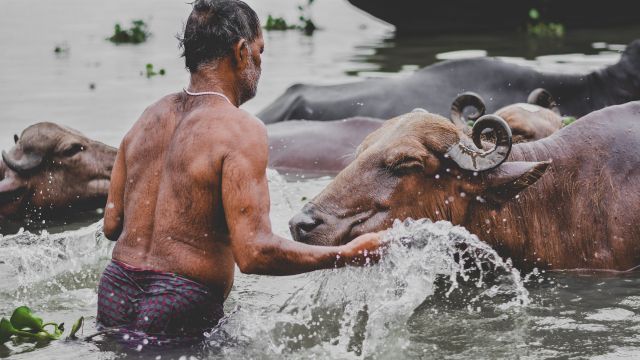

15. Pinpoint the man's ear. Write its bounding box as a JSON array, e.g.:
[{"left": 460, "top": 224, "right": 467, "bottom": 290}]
[
  {"left": 233, "top": 38, "right": 249, "bottom": 69},
  {"left": 462, "top": 161, "right": 550, "bottom": 205}
]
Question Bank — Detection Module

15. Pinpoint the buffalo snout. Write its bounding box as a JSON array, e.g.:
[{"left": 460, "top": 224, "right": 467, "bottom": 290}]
[{"left": 289, "top": 203, "right": 325, "bottom": 243}]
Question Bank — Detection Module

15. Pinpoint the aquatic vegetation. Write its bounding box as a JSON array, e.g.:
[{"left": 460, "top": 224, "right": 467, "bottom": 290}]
[
  {"left": 562, "top": 116, "right": 577, "bottom": 127},
  {"left": 142, "top": 63, "right": 166, "bottom": 78},
  {"left": 68, "top": 317, "right": 84, "bottom": 339},
  {"left": 264, "top": 0, "right": 317, "bottom": 35},
  {"left": 0, "top": 306, "right": 69, "bottom": 343},
  {"left": 527, "top": 8, "right": 565, "bottom": 38},
  {"left": 108, "top": 19, "right": 150, "bottom": 44},
  {"left": 53, "top": 42, "right": 70, "bottom": 55},
  {"left": 265, "top": 15, "right": 295, "bottom": 31}
]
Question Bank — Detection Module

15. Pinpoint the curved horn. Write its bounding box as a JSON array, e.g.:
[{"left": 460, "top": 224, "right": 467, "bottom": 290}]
[
  {"left": 2, "top": 150, "right": 43, "bottom": 174},
  {"left": 450, "top": 92, "right": 486, "bottom": 128},
  {"left": 446, "top": 115, "right": 512, "bottom": 171},
  {"left": 527, "top": 88, "right": 560, "bottom": 115}
]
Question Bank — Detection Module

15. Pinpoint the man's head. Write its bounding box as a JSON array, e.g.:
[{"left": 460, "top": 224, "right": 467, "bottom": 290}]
[{"left": 179, "top": 0, "right": 264, "bottom": 104}]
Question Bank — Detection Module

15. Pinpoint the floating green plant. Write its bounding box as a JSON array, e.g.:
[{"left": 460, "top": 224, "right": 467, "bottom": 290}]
[
  {"left": 264, "top": 0, "right": 317, "bottom": 35},
  {"left": 527, "top": 8, "right": 564, "bottom": 38},
  {"left": 108, "top": 19, "right": 150, "bottom": 44},
  {"left": 68, "top": 317, "right": 84, "bottom": 339},
  {"left": 265, "top": 15, "right": 295, "bottom": 31},
  {"left": 142, "top": 63, "right": 166, "bottom": 78},
  {"left": 0, "top": 306, "right": 77, "bottom": 344},
  {"left": 562, "top": 116, "right": 576, "bottom": 127},
  {"left": 53, "top": 42, "right": 70, "bottom": 55}
]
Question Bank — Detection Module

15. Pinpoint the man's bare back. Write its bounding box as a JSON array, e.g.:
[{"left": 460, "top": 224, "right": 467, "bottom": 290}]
[{"left": 106, "top": 94, "right": 243, "bottom": 297}]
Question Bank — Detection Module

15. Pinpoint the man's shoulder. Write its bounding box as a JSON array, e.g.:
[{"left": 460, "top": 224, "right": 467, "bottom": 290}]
[
  {"left": 192, "top": 106, "right": 267, "bottom": 146},
  {"left": 122, "top": 93, "right": 182, "bottom": 145},
  {"left": 196, "top": 106, "right": 265, "bottom": 130}
]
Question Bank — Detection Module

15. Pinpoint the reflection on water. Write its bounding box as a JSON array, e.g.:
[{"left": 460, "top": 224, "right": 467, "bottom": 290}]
[
  {"left": 2, "top": 0, "right": 640, "bottom": 358},
  {"left": 351, "top": 24, "right": 640, "bottom": 75}
]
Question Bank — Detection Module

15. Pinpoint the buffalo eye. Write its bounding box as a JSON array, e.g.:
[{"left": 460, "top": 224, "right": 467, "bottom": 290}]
[
  {"left": 391, "top": 157, "right": 424, "bottom": 174},
  {"left": 13, "top": 134, "right": 18, "bottom": 144},
  {"left": 61, "top": 143, "right": 84, "bottom": 157}
]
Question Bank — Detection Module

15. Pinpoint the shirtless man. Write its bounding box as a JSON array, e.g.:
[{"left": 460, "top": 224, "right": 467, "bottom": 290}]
[{"left": 97, "top": 0, "right": 383, "bottom": 341}]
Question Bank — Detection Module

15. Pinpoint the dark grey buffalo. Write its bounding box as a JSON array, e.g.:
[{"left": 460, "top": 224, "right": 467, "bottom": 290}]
[
  {"left": 267, "top": 117, "right": 383, "bottom": 176},
  {"left": 258, "top": 39, "right": 640, "bottom": 124}
]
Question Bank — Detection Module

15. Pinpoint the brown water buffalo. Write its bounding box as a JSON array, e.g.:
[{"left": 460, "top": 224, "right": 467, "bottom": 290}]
[
  {"left": 290, "top": 101, "right": 640, "bottom": 271},
  {"left": 451, "top": 89, "right": 563, "bottom": 142},
  {"left": 0, "top": 122, "right": 116, "bottom": 221}
]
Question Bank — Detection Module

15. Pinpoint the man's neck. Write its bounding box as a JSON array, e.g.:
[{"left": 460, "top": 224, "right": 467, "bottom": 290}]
[{"left": 187, "top": 66, "right": 240, "bottom": 107}]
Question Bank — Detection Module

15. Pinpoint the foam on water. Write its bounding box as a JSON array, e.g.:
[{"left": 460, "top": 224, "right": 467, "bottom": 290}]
[
  {"left": 0, "top": 222, "right": 112, "bottom": 314},
  {"left": 205, "top": 218, "right": 529, "bottom": 358}
]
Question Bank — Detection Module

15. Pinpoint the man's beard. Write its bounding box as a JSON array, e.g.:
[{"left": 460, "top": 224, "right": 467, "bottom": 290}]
[{"left": 237, "top": 56, "right": 261, "bottom": 105}]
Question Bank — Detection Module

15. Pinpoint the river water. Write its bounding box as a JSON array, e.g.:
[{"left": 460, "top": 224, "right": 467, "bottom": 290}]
[{"left": 2, "top": 0, "right": 640, "bottom": 359}]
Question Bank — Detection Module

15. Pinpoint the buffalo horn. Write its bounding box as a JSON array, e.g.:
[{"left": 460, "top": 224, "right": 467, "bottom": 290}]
[
  {"left": 450, "top": 92, "right": 486, "bottom": 128},
  {"left": 446, "top": 115, "right": 512, "bottom": 171},
  {"left": 527, "top": 88, "right": 560, "bottom": 114},
  {"left": 2, "top": 150, "right": 43, "bottom": 174}
]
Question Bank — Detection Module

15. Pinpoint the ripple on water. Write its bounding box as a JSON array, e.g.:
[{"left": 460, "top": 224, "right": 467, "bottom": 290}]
[{"left": 585, "top": 308, "right": 638, "bottom": 322}]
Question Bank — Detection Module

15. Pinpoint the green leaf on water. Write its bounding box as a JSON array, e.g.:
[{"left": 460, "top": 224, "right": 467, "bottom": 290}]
[
  {"left": 562, "top": 116, "right": 576, "bottom": 127},
  {"left": 68, "top": 317, "right": 84, "bottom": 340},
  {"left": 0, "top": 318, "right": 14, "bottom": 343},
  {"left": 2, "top": 307, "right": 71, "bottom": 344},
  {"left": 108, "top": 19, "right": 150, "bottom": 44},
  {"left": 10, "top": 306, "right": 44, "bottom": 333}
]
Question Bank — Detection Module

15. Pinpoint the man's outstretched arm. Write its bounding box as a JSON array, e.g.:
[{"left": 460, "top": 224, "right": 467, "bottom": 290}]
[{"left": 222, "top": 120, "right": 382, "bottom": 275}]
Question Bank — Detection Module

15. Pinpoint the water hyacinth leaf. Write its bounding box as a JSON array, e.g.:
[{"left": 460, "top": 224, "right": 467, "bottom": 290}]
[
  {"left": 68, "top": 317, "right": 84, "bottom": 339},
  {"left": 0, "top": 317, "right": 52, "bottom": 343},
  {"left": 10, "top": 306, "right": 43, "bottom": 332},
  {"left": 0, "top": 318, "right": 14, "bottom": 343},
  {"left": 42, "top": 322, "right": 63, "bottom": 340}
]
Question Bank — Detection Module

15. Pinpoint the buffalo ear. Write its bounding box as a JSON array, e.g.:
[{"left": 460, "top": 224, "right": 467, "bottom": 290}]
[
  {"left": 0, "top": 173, "right": 26, "bottom": 203},
  {"left": 480, "top": 161, "right": 550, "bottom": 204}
]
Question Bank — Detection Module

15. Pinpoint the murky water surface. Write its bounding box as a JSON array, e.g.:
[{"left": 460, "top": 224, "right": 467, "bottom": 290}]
[{"left": 1, "top": 0, "right": 640, "bottom": 358}]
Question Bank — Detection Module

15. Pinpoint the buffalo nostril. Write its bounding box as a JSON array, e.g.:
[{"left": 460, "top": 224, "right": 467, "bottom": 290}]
[
  {"left": 289, "top": 212, "right": 323, "bottom": 242},
  {"left": 299, "top": 217, "right": 321, "bottom": 232}
]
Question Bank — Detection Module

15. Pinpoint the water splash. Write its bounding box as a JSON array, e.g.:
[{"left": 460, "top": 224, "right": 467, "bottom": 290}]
[
  {"left": 206, "top": 218, "right": 529, "bottom": 358},
  {"left": 0, "top": 222, "right": 112, "bottom": 313}
]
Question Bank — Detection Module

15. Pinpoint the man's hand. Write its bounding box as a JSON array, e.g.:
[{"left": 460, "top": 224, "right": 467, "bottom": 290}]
[{"left": 338, "top": 231, "right": 388, "bottom": 267}]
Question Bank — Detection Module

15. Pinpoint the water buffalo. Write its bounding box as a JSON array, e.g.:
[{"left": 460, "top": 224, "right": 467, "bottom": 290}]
[
  {"left": 267, "top": 117, "right": 383, "bottom": 176},
  {"left": 0, "top": 123, "right": 116, "bottom": 221},
  {"left": 258, "top": 39, "right": 640, "bottom": 124},
  {"left": 451, "top": 88, "right": 563, "bottom": 142},
  {"left": 290, "top": 101, "right": 640, "bottom": 270}
]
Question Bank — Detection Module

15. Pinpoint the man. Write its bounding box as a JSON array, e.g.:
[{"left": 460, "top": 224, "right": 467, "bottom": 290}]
[{"left": 98, "top": 0, "right": 384, "bottom": 341}]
